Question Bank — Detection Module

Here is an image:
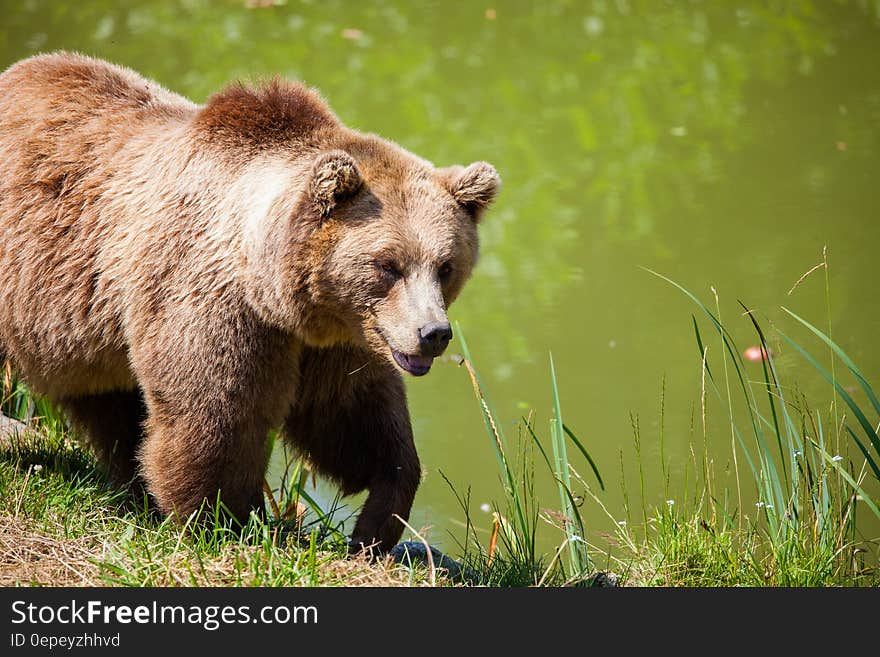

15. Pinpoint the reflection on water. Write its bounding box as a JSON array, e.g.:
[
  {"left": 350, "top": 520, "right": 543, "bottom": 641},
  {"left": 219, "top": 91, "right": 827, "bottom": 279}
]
[{"left": 3, "top": 1, "right": 878, "bottom": 551}]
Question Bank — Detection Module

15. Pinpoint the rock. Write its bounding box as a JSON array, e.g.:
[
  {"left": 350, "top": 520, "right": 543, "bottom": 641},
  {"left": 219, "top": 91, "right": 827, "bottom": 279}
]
[
  {"left": 389, "top": 541, "right": 481, "bottom": 584},
  {"left": 587, "top": 571, "right": 619, "bottom": 587},
  {"left": 0, "top": 411, "right": 32, "bottom": 447}
]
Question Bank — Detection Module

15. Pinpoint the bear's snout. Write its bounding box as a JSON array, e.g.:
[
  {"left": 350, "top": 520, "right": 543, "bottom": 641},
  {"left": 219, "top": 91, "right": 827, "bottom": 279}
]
[{"left": 417, "top": 320, "right": 452, "bottom": 358}]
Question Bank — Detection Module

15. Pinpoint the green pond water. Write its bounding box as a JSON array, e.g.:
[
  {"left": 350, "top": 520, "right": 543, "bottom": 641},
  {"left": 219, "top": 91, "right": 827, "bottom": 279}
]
[{"left": 3, "top": 1, "right": 879, "bottom": 555}]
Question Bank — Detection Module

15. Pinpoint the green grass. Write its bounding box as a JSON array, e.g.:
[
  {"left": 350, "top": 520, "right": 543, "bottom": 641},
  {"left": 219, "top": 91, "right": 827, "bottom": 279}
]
[
  {"left": 441, "top": 268, "right": 878, "bottom": 587},
  {"left": 0, "top": 391, "right": 431, "bottom": 586},
  {"left": 610, "top": 276, "right": 880, "bottom": 585}
]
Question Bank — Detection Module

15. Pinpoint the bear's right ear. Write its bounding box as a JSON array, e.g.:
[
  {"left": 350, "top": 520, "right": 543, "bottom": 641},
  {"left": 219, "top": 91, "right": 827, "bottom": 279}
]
[{"left": 308, "top": 150, "right": 363, "bottom": 218}]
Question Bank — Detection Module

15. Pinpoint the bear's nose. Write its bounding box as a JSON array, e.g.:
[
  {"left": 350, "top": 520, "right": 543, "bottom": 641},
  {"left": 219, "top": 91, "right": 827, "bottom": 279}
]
[{"left": 418, "top": 321, "right": 453, "bottom": 356}]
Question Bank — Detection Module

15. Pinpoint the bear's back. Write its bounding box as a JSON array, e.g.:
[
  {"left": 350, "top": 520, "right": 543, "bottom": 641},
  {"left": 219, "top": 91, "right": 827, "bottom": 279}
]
[
  {"left": 0, "top": 52, "right": 195, "bottom": 121},
  {"left": 0, "top": 52, "right": 196, "bottom": 213},
  {"left": 0, "top": 52, "right": 194, "bottom": 175}
]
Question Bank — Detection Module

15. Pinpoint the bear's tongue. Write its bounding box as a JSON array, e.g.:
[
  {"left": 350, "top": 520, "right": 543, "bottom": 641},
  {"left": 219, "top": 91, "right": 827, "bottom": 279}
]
[{"left": 392, "top": 350, "right": 433, "bottom": 376}]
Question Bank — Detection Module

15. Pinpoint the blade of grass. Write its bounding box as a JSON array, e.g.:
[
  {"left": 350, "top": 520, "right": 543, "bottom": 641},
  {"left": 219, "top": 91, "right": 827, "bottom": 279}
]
[
  {"left": 692, "top": 315, "right": 713, "bottom": 381},
  {"left": 550, "top": 354, "right": 588, "bottom": 574},
  {"left": 522, "top": 418, "right": 554, "bottom": 474},
  {"left": 782, "top": 307, "right": 880, "bottom": 417},
  {"left": 562, "top": 423, "right": 604, "bottom": 491},
  {"left": 810, "top": 442, "right": 880, "bottom": 521},
  {"left": 845, "top": 425, "right": 880, "bottom": 482}
]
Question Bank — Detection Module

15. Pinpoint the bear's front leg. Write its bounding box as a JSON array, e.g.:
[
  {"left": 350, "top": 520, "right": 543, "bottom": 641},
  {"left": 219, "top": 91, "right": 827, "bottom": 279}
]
[
  {"left": 284, "top": 344, "right": 421, "bottom": 554},
  {"left": 137, "top": 406, "right": 270, "bottom": 525},
  {"left": 350, "top": 457, "right": 421, "bottom": 554},
  {"left": 129, "top": 307, "right": 299, "bottom": 527}
]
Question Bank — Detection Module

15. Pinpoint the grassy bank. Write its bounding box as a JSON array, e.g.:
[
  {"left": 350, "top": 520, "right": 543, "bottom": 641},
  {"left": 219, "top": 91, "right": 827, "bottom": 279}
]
[
  {"left": 613, "top": 275, "right": 880, "bottom": 586},
  {"left": 2, "top": 394, "right": 875, "bottom": 587},
  {"left": 0, "top": 414, "right": 430, "bottom": 587},
  {"left": 2, "top": 271, "right": 878, "bottom": 587}
]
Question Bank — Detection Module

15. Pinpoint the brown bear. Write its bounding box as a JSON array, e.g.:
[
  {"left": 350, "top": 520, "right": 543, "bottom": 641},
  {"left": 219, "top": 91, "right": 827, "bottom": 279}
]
[{"left": 0, "top": 52, "right": 499, "bottom": 552}]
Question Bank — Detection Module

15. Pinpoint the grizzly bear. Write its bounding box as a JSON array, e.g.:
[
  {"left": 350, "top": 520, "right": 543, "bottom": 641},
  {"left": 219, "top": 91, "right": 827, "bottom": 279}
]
[{"left": 0, "top": 52, "right": 499, "bottom": 552}]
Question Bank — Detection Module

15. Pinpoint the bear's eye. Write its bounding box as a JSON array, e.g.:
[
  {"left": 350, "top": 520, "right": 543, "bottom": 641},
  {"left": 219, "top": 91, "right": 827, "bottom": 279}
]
[
  {"left": 438, "top": 261, "right": 454, "bottom": 280},
  {"left": 377, "top": 260, "right": 403, "bottom": 280}
]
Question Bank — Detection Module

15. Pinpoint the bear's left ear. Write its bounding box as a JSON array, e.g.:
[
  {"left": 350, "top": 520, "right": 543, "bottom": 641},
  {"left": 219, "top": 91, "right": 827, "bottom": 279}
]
[
  {"left": 440, "top": 161, "right": 501, "bottom": 221},
  {"left": 308, "top": 150, "right": 363, "bottom": 218}
]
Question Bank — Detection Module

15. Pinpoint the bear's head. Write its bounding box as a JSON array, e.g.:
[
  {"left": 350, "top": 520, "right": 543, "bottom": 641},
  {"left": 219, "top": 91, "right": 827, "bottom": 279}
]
[{"left": 282, "top": 137, "right": 500, "bottom": 376}]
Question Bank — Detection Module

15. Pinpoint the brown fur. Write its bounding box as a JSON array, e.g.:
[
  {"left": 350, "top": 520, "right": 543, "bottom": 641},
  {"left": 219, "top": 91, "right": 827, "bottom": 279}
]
[{"left": 0, "top": 52, "right": 500, "bottom": 551}]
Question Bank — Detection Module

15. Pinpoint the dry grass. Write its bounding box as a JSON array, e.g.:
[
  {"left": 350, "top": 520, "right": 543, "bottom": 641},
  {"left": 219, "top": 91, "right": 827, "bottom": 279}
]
[
  {"left": 0, "top": 515, "right": 103, "bottom": 586},
  {"left": 0, "top": 513, "right": 429, "bottom": 587}
]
